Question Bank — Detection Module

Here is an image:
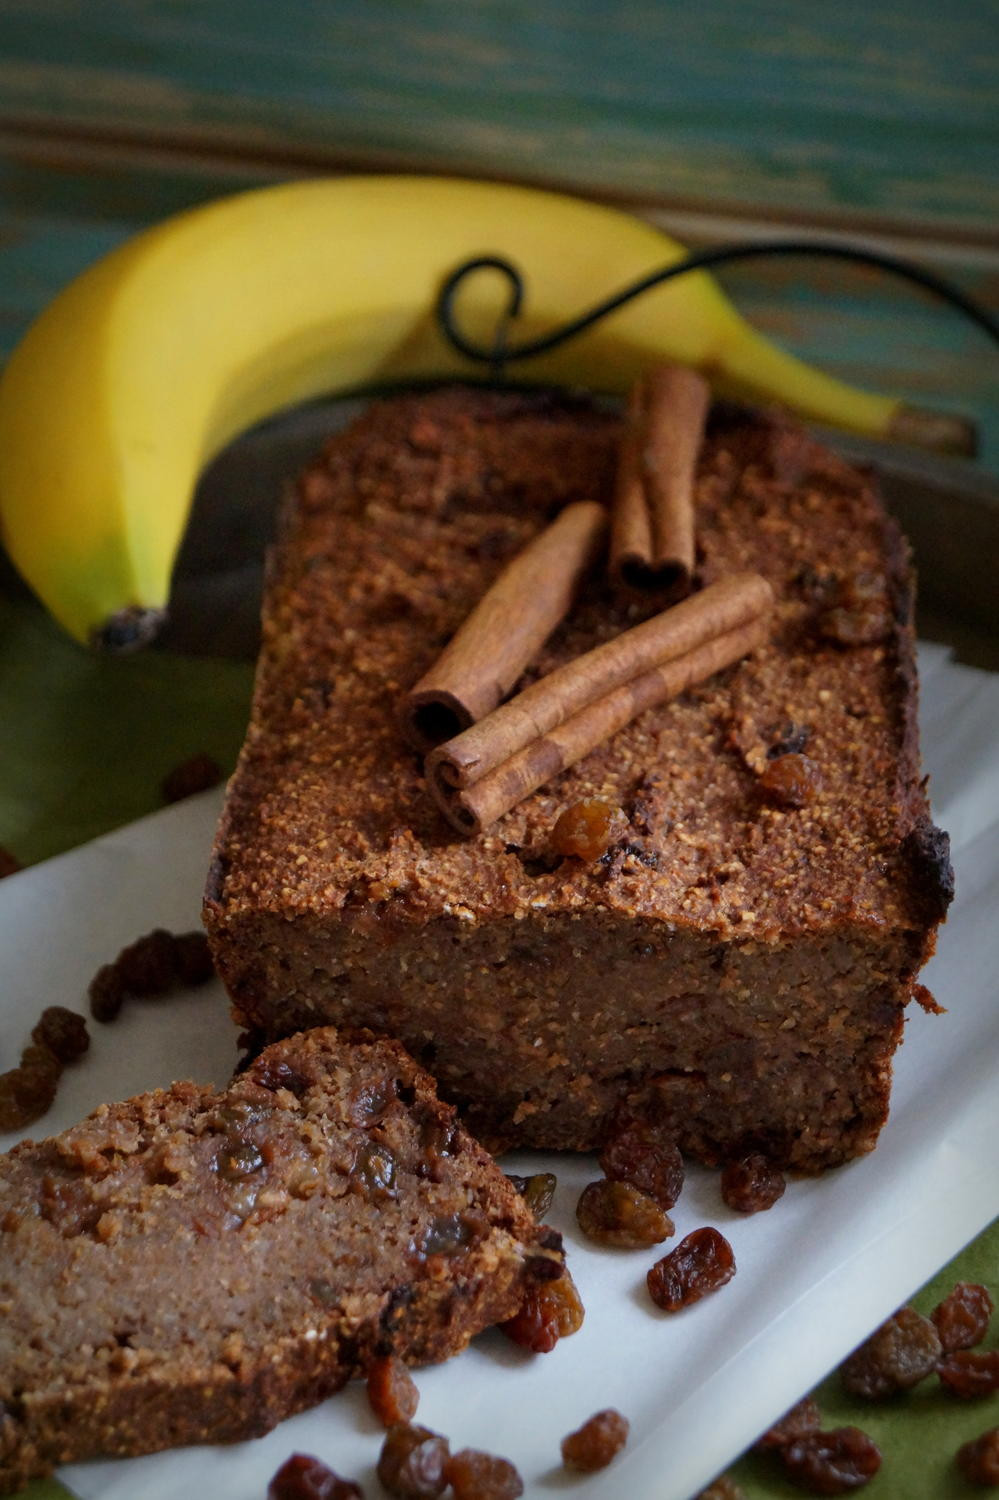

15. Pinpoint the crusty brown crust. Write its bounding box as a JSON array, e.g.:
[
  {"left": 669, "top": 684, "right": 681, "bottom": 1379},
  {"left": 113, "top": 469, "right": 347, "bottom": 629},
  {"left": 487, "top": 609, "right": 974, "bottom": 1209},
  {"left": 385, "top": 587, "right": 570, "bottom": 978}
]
[
  {"left": 874, "top": 498, "right": 954, "bottom": 928},
  {"left": 0, "top": 1027, "right": 558, "bottom": 1492},
  {"left": 204, "top": 387, "right": 952, "bottom": 1168}
]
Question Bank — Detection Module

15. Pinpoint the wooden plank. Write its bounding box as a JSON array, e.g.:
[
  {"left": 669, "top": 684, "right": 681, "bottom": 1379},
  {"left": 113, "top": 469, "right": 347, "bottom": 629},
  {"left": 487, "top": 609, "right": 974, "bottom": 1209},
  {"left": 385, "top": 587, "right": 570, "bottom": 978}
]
[{"left": 0, "top": 0, "right": 997, "bottom": 236}]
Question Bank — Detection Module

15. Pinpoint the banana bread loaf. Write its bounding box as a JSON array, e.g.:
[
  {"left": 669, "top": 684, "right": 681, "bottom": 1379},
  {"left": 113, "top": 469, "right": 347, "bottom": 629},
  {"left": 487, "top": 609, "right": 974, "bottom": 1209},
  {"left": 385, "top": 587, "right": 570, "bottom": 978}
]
[
  {"left": 204, "top": 387, "right": 952, "bottom": 1169},
  {"left": 0, "top": 1026, "right": 560, "bottom": 1492}
]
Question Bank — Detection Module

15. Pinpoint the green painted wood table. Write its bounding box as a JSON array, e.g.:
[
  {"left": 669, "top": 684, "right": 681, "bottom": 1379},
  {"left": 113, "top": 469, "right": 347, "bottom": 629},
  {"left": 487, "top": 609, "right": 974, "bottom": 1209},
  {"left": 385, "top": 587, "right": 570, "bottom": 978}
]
[
  {"left": 0, "top": 4, "right": 996, "bottom": 1497},
  {"left": 2, "top": 0, "right": 997, "bottom": 462}
]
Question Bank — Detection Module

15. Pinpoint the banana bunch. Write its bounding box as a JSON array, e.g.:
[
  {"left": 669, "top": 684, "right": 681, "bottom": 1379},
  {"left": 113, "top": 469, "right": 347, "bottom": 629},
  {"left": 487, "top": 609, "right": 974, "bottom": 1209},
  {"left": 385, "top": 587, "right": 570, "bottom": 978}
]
[{"left": 0, "top": 175, "right": 956, "bottom": 647}]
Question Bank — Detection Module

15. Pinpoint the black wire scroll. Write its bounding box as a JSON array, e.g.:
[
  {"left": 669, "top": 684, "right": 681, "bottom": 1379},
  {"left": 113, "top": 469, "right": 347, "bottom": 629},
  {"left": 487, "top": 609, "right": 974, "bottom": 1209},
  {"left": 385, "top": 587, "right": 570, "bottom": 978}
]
[{"left": 435, "top": 239, "right": 999, "bottom": 380}]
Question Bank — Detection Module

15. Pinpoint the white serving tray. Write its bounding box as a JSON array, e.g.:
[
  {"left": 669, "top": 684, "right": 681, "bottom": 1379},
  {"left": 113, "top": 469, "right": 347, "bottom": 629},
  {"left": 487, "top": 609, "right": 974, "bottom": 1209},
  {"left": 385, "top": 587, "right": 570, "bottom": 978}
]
[{"left": 2, "top": 641, "right": 998, "bottom": 1499}]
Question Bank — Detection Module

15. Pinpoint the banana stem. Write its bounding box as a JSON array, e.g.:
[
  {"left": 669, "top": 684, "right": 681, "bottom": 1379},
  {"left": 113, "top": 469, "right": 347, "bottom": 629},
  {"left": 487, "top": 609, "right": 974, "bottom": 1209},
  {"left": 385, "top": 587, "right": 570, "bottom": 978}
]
[{"left": 886, "top": 405, "right": 978, "bottom": 457}]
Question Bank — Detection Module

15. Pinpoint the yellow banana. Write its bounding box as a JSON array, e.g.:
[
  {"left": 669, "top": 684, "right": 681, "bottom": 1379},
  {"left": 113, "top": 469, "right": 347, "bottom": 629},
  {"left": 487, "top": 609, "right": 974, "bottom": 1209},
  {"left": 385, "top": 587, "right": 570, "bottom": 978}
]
[{"left": 0, "top": 175, "right": 965, "bottom": 647}]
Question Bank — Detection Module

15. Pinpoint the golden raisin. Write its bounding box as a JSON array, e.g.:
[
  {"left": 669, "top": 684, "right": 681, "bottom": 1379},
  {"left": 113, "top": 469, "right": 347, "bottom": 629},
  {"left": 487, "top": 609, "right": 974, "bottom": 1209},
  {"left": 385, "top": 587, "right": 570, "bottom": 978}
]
[
  {"left": 351, "top": 1140, "right": 398, "bottom": 1201},
  {"left": 367, "top": 1356, "right": 419, "bottom": 1427},
  {"left": 840, "top": 1306, "right": 941, "bottom": 1397},
  {"left": 931, "top": 1282, "right": 994, "bottom": 1353},
  {"left": 349, "top": 1078, "right": 396, "bottom": 1128},
  {"left": 819, "top": 604, "right": 891, "bottom": 647},
  {"left": 576, "top": 1179, "right": 673, "bottom": 1249},
  {"left": 31, "top": 1007, "right": 90, "bottom": 1064},
  {"left": 377, "top": 1422, "right": 450, "bottom": 1498},
  {"left": 0, "top": 1043, "right": 62, "bottom": 1132},
  {"left": 216, "top": 1141, "right": 264, "bottom": 1182},
  {"left": 267, "top": 1453, "right": 362, "bottom": 1499},
  {"left": 819, "top": 573, "right": 893, "bottom": 648},
  {"left": 754, "top": 1396, "right": 822, "bottom": 1452},
  {"left": 599, "top": 1111, "right": 684, "bottom": 1209},
  {"left": 695, "top": 1479, "right": 747, "bottom": 1500},
  {"left": 413, "top": 1213, "right": 481, "bottom": 1257},
  {"left": 550, "top": 799, "right": 625, "bottom": 861},
  {"left": 506, "top": 1171, "right": 557, "bottom": 1219},
  {"left": 938, "top": 1350, "right": 999, "bottom": 1398},
  {"left": 757, "top": 753, "right": 820, "bottom": 809},
  {"left": 720, "top": 1154, "right": 786, "bottom": 1214},
  {"left": 116, "top": 929, "right": 179, "bottom": 994},
  {"left": 500, "top": 1266, "right": 584, "bottom": 1352},
  {"left": 561, "top": 1409, "right": 629, "bottom": 1471},
  {"left": 18, "top": 1041, "right": 63, "bottom": 1093},
  {"left": 88, "top": 963, "right": 126, "bottom": 1023},
  {"left": 781, "top": 1428, "right": 882, "bottom": 1493},
  {"left": 446, "top": 1448, "right": 524, "bottom": 1499},
  {"left": 647, "top": 1227, "right": 735, "bottom": 1312},
  {"left": 956, "top": 1428, "right": 999, "bottom": 1484}
]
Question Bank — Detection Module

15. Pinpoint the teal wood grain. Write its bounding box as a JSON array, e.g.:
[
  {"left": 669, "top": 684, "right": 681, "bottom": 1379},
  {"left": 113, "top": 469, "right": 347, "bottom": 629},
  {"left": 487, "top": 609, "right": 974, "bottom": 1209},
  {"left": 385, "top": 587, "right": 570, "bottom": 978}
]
[
  {"left": 0, "top": 0, "right": 997, "bottom": 233},
  {"left": 1, "top": 157, "right": 996, "bottom": 471}
]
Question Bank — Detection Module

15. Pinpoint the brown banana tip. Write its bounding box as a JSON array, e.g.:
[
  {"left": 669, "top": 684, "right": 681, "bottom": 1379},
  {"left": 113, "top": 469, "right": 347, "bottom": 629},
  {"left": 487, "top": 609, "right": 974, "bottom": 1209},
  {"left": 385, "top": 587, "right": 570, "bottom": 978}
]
[
  {"left": 887, "top": 404, "right": 979, "bottom": 459},
  {"left": 90, "top": 605, "right": 166, "bottom": 652}
]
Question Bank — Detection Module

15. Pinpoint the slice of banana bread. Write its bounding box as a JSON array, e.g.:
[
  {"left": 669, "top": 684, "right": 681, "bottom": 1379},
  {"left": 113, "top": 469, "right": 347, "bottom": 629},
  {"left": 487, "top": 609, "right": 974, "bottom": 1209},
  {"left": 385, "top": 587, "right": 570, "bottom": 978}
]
[
  {"left": 204, "top": 387, "right": 952, "bottom": 1170},
  {"left": 0, "top": 1027, "right": 560, "bottom": 1492}
]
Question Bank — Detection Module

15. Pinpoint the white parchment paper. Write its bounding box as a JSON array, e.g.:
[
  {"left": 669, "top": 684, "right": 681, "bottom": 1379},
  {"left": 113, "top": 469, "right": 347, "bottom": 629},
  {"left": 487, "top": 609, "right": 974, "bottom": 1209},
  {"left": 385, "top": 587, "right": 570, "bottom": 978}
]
[{"left": 1, "top": 642, "right": 997, "bottom": 1500}]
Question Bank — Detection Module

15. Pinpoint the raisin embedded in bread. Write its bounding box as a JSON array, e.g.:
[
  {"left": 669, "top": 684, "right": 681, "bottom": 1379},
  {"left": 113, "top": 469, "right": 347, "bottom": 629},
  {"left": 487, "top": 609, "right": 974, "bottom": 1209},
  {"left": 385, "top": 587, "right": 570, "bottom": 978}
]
[
  {"left": 0, "top": 1027, "right": 560, "bottom": 1493},
  {"left": 204, "top": 387, "right": 952, "bottom": 1170}
]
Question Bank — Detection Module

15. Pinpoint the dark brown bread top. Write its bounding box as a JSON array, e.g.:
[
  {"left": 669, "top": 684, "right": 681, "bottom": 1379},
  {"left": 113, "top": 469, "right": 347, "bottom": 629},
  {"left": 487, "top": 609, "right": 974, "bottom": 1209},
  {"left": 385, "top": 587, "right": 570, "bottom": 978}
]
[
  {"left": 208, "top": 388, "right": 950, "bottom": 948},
  {"left": 0, "top": 1027, "right": 558, "bottom": 1489}
]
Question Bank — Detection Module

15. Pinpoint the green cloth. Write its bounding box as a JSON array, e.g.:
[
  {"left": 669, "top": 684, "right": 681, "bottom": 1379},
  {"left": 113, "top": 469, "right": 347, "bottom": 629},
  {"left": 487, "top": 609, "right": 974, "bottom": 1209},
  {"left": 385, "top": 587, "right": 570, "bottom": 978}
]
[
  {"left": 2, "top": 582, "right": 995, "bottom": 1500},
  {"left": 732, "top": 1219, "right": 999, "bottom": 1498},
  {"left": 0, "top": 586, "right": 253, "bottom": 865}
]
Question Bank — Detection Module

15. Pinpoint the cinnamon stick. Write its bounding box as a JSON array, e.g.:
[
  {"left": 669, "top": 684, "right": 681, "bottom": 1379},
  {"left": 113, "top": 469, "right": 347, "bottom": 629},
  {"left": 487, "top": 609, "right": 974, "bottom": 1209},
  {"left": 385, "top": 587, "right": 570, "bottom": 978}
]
[
  {"left": 430, "top": 614, "right": 770, "bottom": 837},
  {"left": 429, "top": 572, "right": 773, "bottom": 793},
  {"left": 400, "top": 500, "right": 607, "bottom": 752},
  {"left": 610, "top": 364, "right": 711, "bottom": 597}
]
